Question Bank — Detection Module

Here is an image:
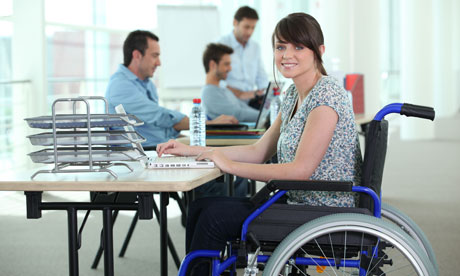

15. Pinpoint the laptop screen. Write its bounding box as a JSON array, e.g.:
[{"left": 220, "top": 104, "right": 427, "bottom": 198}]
[{"left": 255, "top": 81, "right": 284, "bottom": 129}]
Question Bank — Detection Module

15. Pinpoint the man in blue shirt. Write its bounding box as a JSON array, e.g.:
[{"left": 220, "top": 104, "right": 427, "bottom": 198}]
[
  {"left": 201, "top": 43, "right": 259, "bottom": 122},
  {"left": 218, "top": 6, "right": 268, "bottom": 106},
  {"left": 106, "top": 30, "right": 237, "bottom": 147}
]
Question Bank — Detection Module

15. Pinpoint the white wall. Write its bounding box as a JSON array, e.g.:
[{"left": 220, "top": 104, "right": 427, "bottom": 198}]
[
  {"left": 309, "top": 0, "right": 460, "bottom": 140},
  {"left": 309, "top": 0, "right": 382, "bottom": 116}
]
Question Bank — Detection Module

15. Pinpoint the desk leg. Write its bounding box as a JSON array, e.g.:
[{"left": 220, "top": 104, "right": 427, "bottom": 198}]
[
  {"left": 102, "top": 208, "right": 115, "bottom": 276},
  {"left": 67, "top": 207, "right": 79, "bottom": 276},
  {"left": 152, "top": 200, "right": 181, "bottom": 268},
  {"left": 160, "top": 192, "right": 169, "bottom": 276}
]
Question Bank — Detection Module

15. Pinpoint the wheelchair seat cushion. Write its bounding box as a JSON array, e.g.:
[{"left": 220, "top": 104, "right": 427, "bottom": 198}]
[{"left": 247, "top": 203, "right": 372, "bottom": 243}]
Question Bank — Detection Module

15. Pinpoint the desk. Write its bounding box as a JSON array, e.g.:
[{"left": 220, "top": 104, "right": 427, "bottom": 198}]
[
  {"left": 177, "top": 136, "right": 257, "bottom": 146},
  {"left": 0, "top": 163, "right": 222, "bottom": 276}
]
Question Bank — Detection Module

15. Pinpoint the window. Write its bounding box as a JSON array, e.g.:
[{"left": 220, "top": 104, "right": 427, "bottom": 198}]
[
  {"left": 0, "top": 20, "right": 14, "bottom": 170},
  {"left": 43, "top": 0, "right": 174, "bottom": 111},
  {"left": 46, "top": 26, "right": 125, "bottom": 111},
  {"left": 381, "top": 0, "right": 401, "bottom": 104}
]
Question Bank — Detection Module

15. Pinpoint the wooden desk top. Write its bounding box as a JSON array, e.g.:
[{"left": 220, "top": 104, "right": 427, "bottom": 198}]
[{"left": 0, "top": 162, "right": 222, "bottom": 192}]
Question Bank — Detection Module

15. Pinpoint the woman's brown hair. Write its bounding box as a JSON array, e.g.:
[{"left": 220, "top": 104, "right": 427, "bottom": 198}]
[{"left": 272, "top": 13, "right": 327, "bottom": 76}]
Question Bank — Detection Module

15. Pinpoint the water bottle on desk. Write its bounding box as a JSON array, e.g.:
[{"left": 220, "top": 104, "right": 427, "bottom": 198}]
[
  {"left": 189, "top": 98, "right": 206, "bottom": 146},
  {"left": 270, "top": 89, "right": 281, "bottom": 125}
]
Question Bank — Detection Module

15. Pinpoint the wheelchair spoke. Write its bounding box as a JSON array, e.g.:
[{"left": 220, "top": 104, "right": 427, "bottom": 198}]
[
  {"left": 300, "top": 246, "right": 335, "bottom": 276},
  {"left": 288, "top": 261, "right": 308, "bottom": 276},
  {"left": 313, "top": 238, "right": 339, "bottom": 276},
  {"left": 381, "top": 248, "right": 419, "bottom": 276},
  {"left": 367, "top": 251, "right": 388, "bottom": 273},
  {"left": 342, "top": 231, "right": 347, "bottom": 276},
  {"left": 365, "top": 238, "right": 380, "bottom": 276},
  {"left": 359, "top": 232, "right": 364, "bottom": 274},
  {"left": 329, "top": 233, "right": 337, "bottom": 269}
]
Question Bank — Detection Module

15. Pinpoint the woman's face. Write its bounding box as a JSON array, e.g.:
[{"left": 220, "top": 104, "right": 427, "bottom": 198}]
[{"left": 274, "top": 38, "right": 320, "bottom": 81}]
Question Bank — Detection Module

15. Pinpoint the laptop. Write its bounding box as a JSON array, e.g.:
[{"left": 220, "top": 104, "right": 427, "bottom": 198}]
[
  {"left": 115, "top": 104, "right": 215, "bottom": 169},
  {"left": 207, "top": 81, "right": 284, "bottom": 131},
  {"left": 146, "top": 154, "right": 215, "bottom": 169},
  {"left": 254, "top": 81, "right": 284, "bottom": 129}
]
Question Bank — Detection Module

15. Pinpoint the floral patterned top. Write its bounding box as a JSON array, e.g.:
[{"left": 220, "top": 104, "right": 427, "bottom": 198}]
[{"left": 277, "top": 76, "right": 362, "bottom": 207}]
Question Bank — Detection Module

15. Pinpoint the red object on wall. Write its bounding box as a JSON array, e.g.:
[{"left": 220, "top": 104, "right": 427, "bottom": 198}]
[{"left": 345, "top": 74, "right": 364, "bottom": 114}]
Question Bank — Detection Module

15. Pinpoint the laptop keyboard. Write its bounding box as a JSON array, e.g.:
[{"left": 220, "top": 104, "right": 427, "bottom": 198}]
[{"left": 147, "top": 156, "right": 214, "bottom": 169}]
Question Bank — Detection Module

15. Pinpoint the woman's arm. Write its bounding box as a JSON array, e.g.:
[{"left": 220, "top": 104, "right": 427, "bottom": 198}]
[
  {"left": 197, "top": 106, "right": 338, "bottom": 182},
  {"left": 156, "top": 113, "right": 282, "bottom": 164},
  {"left": 157, "top": 115, "right": 281, "bottom": 163},
  {"left": 214, "top": 114, "right": 281, "bottom": 163}
]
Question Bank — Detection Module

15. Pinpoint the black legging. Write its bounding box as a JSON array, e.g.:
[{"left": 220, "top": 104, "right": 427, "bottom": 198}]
[{"left": 185, "top": 196, "right": 255, "bottom": 275}]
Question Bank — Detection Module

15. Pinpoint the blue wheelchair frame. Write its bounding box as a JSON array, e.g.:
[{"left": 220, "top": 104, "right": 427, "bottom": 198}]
[{"left": 178, "top": 103, "right": 434, "bottom": 276}]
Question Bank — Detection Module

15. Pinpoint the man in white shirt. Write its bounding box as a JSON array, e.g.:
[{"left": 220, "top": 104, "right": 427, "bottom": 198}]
[{"left": 218, "top": 6, "right": 268, "bottom": 108}]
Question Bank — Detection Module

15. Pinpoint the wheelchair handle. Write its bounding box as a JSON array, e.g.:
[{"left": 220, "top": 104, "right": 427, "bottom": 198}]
[{"left": 374, "top": 103, "right": 435, "bottom": 121}]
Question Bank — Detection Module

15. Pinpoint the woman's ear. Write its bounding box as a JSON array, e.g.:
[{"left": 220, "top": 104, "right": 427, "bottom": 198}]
[{"left": 319, "top": 45, "right": 325, "bottom": 56}]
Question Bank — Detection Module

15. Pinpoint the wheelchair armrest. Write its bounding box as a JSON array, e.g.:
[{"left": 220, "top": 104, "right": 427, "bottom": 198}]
[
  {"left": 250, "top": 180, "right": 353, "bottom": 205},
  {"left": 267, "top": 179, "right": 353, "bottom": 192},
  {"left": 249, "top": 185, "right": 272, "bottom": 205}
]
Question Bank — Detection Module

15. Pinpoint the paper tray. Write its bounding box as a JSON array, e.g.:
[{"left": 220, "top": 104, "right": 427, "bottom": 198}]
[
  {"left": 28, "top": 147, "right": 144, "bottom": 164},
  {"left": 27, "top": 130, "right": 145, "bottom": 146},
  {"left": 25, "top": 114, "right": 143, "bottom": 129}
]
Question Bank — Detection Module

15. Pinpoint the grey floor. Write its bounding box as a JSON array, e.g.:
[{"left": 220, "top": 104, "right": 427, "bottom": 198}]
[{"left": 0, "top": 114, "right": 459, "bottom": 276}]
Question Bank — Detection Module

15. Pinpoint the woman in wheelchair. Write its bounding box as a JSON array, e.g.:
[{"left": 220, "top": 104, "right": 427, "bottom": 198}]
[{"left": 157, "top": 12, "right": 437, "bottom": 276}]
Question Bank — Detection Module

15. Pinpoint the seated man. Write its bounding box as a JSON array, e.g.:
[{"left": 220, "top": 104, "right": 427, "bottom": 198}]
[
  {"left": 106, "top": 30, "right": 237, "bottom": 148},
  {"left": 201, "top": 43, "right": 259, "bottom": 122},
  {"left": 200, "top": 43, "right": 257, "bottom": 198}
]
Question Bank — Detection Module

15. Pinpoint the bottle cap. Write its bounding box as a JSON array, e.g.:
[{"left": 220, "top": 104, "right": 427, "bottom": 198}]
[{"left": 193, "top": 98, "right": 201, "bottom": 104}]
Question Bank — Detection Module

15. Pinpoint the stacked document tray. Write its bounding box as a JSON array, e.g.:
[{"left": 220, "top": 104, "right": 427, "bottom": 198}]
[
  {"left": 27, "top": 130, "right": 144, "bottom": 146},
  {"left": 25, "top": 96, "right": 146, "bottom": 179},
  {"left": 25, "top": 114, "right": 142, "bottom": 129},
  {"left": 28, "top": 147, "right": 143, "bottom": 163}
]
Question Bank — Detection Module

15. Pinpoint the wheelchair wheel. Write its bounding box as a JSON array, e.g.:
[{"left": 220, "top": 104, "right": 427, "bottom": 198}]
[
  {"left": 263, "top": 213, "right": 436, "bottom": 276},
  {"left": 381, "top": 202, "right": 438, "bottom": 274}
]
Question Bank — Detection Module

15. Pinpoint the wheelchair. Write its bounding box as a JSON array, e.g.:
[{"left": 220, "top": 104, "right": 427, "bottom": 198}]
[{"left": 178, "top": 103, "right": 438, "bottom": 276}]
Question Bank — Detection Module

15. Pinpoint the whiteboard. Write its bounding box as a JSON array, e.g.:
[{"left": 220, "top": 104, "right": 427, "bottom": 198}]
[{"left": 158, "top": 5, "right": 220, "bottom": 88}]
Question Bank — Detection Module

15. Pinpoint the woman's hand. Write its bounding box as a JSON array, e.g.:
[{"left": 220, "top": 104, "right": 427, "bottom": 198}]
[
  {"left": 196, "top": 149, "right": 233, "bottom": 172},
  {"left": 156, "top": 139, "right": 195, "bottom": 157}
]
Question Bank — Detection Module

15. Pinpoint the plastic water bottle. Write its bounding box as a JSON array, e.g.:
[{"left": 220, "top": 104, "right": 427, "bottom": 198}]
[
  {"left": 270, "top": 89, "right": 281, "bottom": 125},
  {"left": 189, "top": 98, "right": 206, "bottom": 146}
]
